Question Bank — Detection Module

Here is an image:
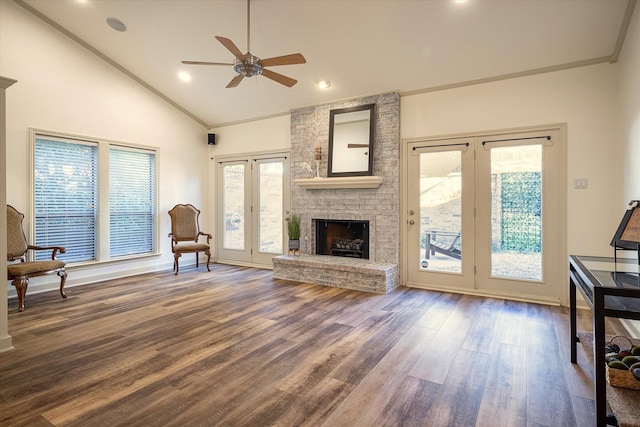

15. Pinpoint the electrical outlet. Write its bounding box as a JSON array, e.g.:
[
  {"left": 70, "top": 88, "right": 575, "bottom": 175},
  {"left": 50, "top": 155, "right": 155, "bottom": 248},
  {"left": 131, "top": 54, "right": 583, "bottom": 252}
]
[{"left": 574, "top": 178, "right": 588, "bottom": 189}]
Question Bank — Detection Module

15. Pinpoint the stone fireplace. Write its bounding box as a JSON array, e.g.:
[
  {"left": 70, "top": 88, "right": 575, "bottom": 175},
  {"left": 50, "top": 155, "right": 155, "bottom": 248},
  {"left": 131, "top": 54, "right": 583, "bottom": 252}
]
[
  {"left": 272, "top": 92, "right": 401, "bottom": 294},
  {"left": 315, "top": 219, "right": 369, "bottom": 259}
]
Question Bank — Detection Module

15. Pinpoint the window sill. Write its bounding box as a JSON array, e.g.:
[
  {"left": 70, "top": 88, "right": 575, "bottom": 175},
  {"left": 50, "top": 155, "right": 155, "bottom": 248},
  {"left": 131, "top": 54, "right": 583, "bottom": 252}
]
[{"left": 65, "top": 252, "right": 162, "bottom": 270}]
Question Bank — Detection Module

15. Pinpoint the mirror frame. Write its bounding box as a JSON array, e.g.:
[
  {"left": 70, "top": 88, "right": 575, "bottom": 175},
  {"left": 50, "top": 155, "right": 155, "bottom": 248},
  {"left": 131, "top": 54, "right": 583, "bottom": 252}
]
[{"left": 327, "top": 103, "right": 375, "bottom": 177}]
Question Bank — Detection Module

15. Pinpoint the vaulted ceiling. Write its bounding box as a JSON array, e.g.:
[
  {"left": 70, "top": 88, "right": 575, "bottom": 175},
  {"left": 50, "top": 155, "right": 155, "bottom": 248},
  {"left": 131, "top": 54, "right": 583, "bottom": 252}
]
[{"left": 18, "top": 0, "right": 633, "bottom": 128}]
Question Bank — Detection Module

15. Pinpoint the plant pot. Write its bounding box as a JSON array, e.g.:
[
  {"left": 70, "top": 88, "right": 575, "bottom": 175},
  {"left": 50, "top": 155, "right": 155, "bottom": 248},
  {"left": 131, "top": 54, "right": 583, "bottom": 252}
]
[
  {"left": 288, "top": 239, "right": 300, "bottom": 256},
  {"left": 288, "top": 239, "right": 300, "bottom": 250}
]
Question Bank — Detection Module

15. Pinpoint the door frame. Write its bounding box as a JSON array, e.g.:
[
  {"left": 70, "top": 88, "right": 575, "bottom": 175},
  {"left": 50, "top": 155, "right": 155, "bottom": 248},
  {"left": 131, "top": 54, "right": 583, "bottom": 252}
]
[
  {"left": 401, "top": 123, "right": 567, "bottom": 305},
  {"left": 215, "top": 149, "right": 290, "bottom": 268},
  {"left": 405, "top": 137, "right": 476, "bottom": 290}
]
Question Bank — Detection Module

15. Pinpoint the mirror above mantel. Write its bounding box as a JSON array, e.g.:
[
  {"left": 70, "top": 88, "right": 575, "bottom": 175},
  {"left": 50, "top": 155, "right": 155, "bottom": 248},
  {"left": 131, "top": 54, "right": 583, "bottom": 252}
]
[{"left": 328, "top": 104, "right": 375, "bottom": 177}]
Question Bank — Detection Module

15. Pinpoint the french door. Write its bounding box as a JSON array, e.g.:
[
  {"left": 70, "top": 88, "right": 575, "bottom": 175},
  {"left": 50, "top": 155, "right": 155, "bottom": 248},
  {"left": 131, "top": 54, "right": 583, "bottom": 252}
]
[
  {"left": 216, "top": 152, "right": 290, "bottom": 267},
  {"left": 405, "top": 127, "right": 564, "bottom": 303}
]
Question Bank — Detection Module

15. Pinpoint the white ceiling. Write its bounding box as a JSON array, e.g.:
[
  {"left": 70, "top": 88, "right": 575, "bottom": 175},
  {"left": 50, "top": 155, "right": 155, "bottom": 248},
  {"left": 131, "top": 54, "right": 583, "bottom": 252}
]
[{"left": 19, "top": 0, "right": 632, "bottom": 128}]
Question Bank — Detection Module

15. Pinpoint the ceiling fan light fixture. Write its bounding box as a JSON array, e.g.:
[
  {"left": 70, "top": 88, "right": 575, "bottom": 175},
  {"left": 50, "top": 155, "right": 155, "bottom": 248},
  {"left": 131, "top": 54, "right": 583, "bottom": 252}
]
[
  {"left": 233, "top": 55, "right": 263, "bottom": 77},
  {"left": 318, "top": 80, "right": 331, "bottom": 89}
]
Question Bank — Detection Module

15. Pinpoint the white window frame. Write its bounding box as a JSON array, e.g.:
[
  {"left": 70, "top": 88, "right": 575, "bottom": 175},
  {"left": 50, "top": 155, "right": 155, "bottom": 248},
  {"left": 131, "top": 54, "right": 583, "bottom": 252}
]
[
  {"left": 109, "top": 145, "right": 157, "bottom": 258},
  {"left": 30, "top": 129, "right": 159, "bottom": 265}
]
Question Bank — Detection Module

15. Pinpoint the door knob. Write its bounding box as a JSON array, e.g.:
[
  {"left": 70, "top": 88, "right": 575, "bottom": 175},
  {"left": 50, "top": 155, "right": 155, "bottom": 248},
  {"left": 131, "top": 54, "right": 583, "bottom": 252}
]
[{"left": 409, "top": 220, "right": 415, "bottom": 225}]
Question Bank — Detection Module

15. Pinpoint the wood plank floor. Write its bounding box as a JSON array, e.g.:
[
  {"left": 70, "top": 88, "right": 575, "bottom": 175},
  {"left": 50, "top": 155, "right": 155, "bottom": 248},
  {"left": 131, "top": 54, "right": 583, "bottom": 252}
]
[{"left": 0, "top": 264, "right": 627, "bottom": 426}]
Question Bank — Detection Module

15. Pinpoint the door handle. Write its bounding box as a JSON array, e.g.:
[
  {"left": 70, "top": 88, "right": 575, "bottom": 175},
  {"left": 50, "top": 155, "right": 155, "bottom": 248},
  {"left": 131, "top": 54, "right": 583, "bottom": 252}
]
[{"left": 409, "top": 220, "right": 415, "bottom": 225}]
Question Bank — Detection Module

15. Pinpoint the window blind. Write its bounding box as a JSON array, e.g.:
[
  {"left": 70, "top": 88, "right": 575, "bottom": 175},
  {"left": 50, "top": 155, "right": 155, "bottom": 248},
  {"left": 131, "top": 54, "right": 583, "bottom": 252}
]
[
  {"left": 34, "top": 138, "right": 98, "bottom": 262},
  {"left": 109, "top": 147, "right": 156, "bottom": 257}
]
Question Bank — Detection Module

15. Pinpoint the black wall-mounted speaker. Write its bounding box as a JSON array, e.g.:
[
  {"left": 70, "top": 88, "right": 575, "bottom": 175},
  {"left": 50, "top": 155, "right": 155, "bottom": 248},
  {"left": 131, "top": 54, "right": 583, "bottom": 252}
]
[{"left": 208, "top": 133, "right": 216, "bottom": 145}]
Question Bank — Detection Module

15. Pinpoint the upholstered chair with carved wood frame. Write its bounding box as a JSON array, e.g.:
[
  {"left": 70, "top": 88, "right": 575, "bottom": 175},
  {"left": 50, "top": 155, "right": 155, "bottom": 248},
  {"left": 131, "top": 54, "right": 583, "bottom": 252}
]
[
  {"left": 6, "top": 205, "right": 67, "bottom": 312},
  {"left": 168, "top": 204, "right": 212, "bottom": 275}
]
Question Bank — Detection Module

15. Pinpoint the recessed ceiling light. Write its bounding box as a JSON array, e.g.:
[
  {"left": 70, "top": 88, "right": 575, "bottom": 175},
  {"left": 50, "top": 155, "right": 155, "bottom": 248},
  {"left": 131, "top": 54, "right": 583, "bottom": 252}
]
[
  {"left": 106, "top": 17, "right": 127, "bottom": 32},
  {"left": 178, "top": 71, "right": 192, "bottom": 82},
  {"left": 318, "top": 80, "right": 331, "bottom": 89}
]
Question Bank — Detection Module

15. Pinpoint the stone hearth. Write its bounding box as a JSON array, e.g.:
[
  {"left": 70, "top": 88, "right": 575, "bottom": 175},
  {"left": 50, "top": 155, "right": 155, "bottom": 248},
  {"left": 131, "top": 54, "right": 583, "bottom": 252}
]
[{"left": 272, "top": 254, "right": 397, "bottom": 294}]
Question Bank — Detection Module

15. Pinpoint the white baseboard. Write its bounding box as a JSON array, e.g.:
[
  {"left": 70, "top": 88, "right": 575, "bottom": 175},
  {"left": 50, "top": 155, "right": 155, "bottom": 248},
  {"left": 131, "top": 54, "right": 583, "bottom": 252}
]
[{"left": 6, "top": 260, "right": 180, "bottom": 299}]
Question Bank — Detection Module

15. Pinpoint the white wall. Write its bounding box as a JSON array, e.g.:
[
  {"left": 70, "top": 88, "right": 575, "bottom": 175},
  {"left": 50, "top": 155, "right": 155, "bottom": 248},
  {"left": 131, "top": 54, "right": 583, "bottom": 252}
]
[
  {"left": 619, "top": 6, "right": 640, "bottom": 204},
  {"left": 209, "top": 115, "right": 291, "bottom": 158},
  {"left": 1, "top": 1, "right": 209, "bottom": 296},
  {"left": 207, "top": 114, "right": 291, "bottom": 256},
  {"left": 401, "top": 64, "right": 623, "bottom": 258}
]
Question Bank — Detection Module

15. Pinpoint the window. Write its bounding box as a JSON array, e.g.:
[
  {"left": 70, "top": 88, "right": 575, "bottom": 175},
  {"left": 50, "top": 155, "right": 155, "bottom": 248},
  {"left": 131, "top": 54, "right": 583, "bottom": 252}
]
[
  {"left": 33, "top": 131, "right": 158, "bottom": 263},
  {"left": 109, "top": 147, "right": 156, "bottom": 257},
  {"left": 34, "top": 137, "right": 98, "bottom": 262}
]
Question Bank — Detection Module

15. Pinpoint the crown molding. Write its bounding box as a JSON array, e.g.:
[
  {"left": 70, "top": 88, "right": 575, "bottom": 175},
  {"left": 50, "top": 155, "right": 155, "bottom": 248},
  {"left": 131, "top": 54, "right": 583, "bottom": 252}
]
[{"left": 0, "top": 76, "right": 17, "bottom": 90}]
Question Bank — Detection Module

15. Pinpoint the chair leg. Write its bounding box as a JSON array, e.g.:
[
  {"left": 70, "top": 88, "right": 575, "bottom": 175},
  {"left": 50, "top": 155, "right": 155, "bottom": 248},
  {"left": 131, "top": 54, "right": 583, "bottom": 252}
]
[
  {"left": 195, "top": 253, "right": 199, "bottom": 268},
  {"left": 12, "top": 278, "right": 28, "bottom": 312},
  {"left": 58, "top": 268, "right": 68, "bottom": 299},
  {"left": 205, "top": 249, "right": 211, "bottom": 272},
  {"left": 174, "top": 253, "right": 181, "bottom": 275}
]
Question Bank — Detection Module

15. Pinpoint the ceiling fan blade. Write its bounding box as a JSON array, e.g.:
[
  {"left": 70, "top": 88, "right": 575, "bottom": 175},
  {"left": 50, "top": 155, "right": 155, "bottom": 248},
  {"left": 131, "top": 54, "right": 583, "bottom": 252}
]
[
  {"left": 215, "top": 36, "right": 245, "bottom": 61},
  {"left": 260, "top": 53, "right": 306, "bottom": 67},
  {"left": 182, "top": 60, "right": 233, "bottom": 66},
  {"left": 261, "top": 68, "right": 297, "bottom": 87},
  {"left": 226, "top": 74, "right": 244, "bottom": 88}
]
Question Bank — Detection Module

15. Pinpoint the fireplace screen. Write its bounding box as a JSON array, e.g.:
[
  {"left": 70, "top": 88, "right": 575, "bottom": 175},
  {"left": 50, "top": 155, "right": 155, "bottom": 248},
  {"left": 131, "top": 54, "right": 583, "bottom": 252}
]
[{"left": 315, "top": 219, "right": 369, "bottom": 259}]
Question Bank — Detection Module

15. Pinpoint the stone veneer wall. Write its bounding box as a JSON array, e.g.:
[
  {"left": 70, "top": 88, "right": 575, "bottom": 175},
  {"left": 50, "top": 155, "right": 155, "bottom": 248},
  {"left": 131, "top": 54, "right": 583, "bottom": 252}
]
[{"left": 290, "top": 92, "right": 400, "bottom": 266}]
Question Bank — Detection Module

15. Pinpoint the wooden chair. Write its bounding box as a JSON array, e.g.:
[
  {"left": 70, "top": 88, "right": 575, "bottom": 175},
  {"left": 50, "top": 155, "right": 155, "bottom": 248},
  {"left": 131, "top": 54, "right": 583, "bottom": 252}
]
[
  {"left": 6, "top": 205, "right": 67, "bottom": 312},
  {"left": 425, "top": 231, "right": 462, "bottom": 260},
  {"left": 168, "top": 204, "right": 212, "bottom": 275}
]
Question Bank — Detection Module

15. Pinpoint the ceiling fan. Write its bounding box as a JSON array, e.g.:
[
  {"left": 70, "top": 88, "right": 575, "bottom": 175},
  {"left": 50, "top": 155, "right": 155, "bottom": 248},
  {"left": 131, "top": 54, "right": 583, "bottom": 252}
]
[{"left": 182, "top": 0, "right": 306, "bottom": 88}]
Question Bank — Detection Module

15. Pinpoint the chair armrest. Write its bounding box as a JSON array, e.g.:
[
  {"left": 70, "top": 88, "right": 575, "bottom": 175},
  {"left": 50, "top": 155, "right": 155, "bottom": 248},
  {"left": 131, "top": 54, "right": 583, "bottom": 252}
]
[
  {"left": 7, "top": 253, "right": 24, "bottom": 262},
  {"left": 28, "top": 245, "right": 66, "bottom": 260},
  {"left": 198, "top": 232, "right": 212, "bottom": 244}
]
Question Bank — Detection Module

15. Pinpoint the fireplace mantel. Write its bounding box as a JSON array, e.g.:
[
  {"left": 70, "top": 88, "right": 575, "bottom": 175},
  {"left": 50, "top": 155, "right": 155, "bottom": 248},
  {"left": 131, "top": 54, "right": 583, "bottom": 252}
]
[{"left": 294, "top": 176, "right": 383, "bottom": 190}]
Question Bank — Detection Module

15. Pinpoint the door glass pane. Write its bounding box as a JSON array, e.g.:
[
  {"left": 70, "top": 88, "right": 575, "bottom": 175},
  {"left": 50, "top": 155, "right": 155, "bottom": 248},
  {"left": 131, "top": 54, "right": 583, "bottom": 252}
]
[
  {"left": 223, "top": 164, "right": 245, "bottom": 250},
  {"left": 490, "top": 144, "right": 542, "bottom": 280},
  {"left": 258, "top": 161, "right": 283, "bottom": 254},
  {"left": 419, "top": 150, "right": 462, "bottom": 273}
]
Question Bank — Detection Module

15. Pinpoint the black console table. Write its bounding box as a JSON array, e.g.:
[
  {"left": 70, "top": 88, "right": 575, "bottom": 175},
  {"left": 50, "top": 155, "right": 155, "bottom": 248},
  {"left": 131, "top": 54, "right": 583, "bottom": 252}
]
[{"left": 569, "top": 255, "right": 640, "bottom": 427}]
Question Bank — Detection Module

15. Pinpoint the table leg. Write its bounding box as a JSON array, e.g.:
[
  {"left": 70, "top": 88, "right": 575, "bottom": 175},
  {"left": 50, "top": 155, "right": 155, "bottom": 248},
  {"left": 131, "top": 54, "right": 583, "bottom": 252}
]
[
  {"left": 593, "top": 289, "right": 610, "bottom": 427},
  {"left": 570, "top": 274, "right": 578, "bottom": 363}
]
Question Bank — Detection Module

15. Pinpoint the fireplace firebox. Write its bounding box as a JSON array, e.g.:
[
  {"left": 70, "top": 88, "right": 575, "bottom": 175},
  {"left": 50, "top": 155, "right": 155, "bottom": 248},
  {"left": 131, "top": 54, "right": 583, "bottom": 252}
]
[{"left": 314, "top": 219, "right": 369, "bottom": 259}]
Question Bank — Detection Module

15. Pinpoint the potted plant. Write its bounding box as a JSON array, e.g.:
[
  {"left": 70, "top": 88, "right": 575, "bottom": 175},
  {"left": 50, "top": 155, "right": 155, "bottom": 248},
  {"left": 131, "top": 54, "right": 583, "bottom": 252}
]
[{"left": 287, "top": 213, "right": 301, "bottom": 255}]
